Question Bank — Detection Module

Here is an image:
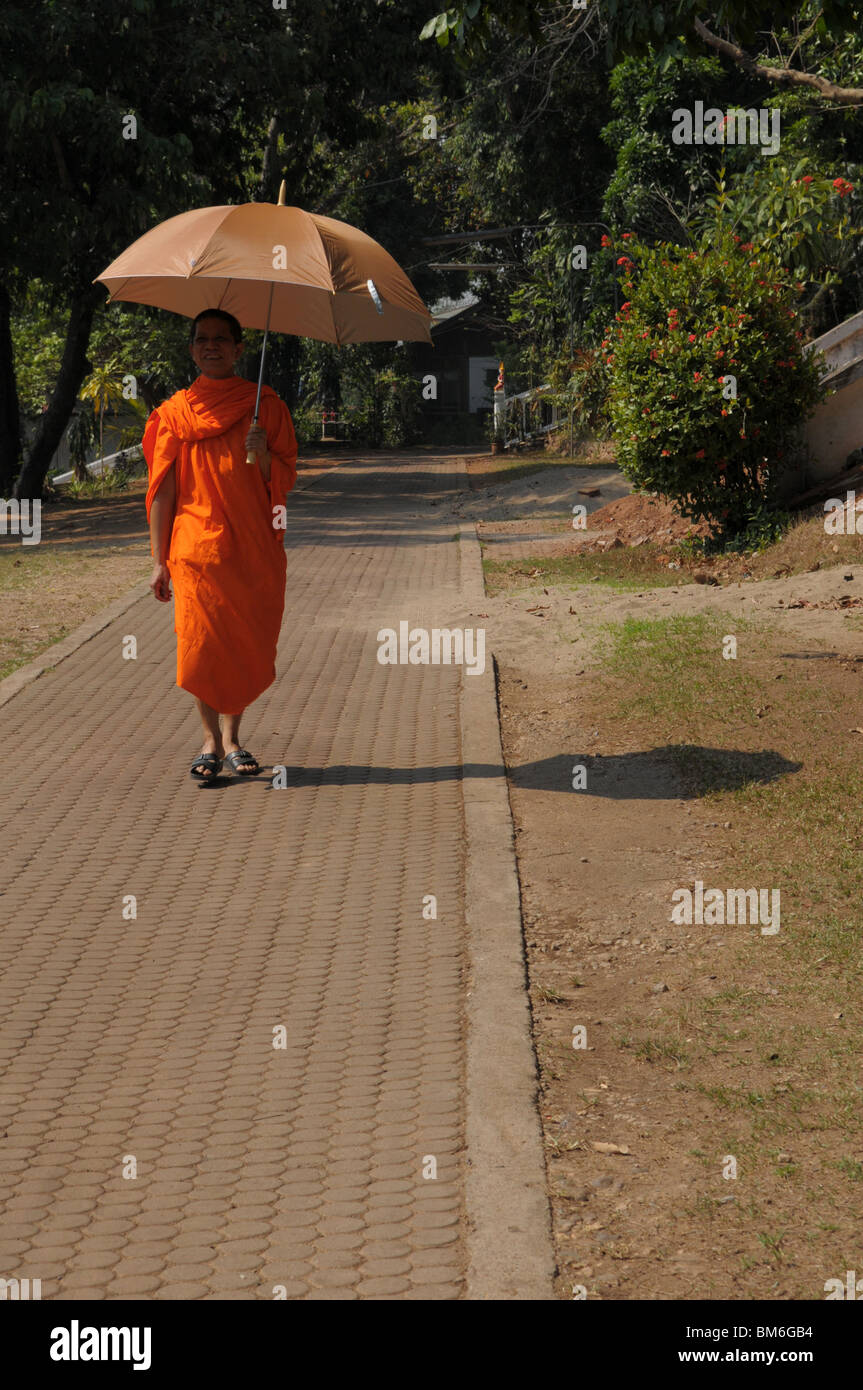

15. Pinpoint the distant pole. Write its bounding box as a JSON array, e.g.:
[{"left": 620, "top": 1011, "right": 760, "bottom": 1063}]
[
  {"left": 569, "top": 266, "right": 574, "bottom": 460},
  {"left": 493, "top": 360, "right": 505, "bottom": 445}
]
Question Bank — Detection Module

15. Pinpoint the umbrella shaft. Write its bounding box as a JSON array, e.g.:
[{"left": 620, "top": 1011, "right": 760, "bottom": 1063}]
[{"left": 252, "top": 282, "right": 275, "bottom": 424}]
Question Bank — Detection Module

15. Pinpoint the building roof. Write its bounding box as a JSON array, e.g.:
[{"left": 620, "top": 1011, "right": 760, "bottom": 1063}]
[{"left": 429, "top": 291, "right": 481, "bottom": 327}]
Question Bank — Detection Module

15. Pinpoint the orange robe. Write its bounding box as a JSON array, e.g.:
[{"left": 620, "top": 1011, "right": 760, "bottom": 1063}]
[{"left": 143, "top": 373, "right": 297, "bottom": 714}]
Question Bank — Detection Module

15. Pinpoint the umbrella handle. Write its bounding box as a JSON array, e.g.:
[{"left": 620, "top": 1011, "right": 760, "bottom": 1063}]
[{"left": 245, "top": 416, "right": 258, "bottom": 466}]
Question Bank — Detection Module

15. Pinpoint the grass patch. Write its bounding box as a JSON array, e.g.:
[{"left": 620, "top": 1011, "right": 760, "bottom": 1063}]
[
  {"left": 0, "top": 545, "right": 150, "bottom": 680},
  {"left": 594, "top": 611, "right": 772, "bottom": 725},
  {"left": 483, "top": 544, "right": 693, "bottom": 595}
]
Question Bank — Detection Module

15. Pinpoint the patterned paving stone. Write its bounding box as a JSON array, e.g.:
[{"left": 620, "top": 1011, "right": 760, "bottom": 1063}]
[{"left": 1, "top": 451, "right": 475, "bottom": 1298}]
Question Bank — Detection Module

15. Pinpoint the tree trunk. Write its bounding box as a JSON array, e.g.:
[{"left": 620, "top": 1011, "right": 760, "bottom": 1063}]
[
  {"left": 0, "top": 280, "right": 22, "bottom": 496},
  {"left": 258, "top": 114, "right": 281, "bottom": 201},
  {"left": 14, "top": 286, "right": 100, "bottom": 500}
]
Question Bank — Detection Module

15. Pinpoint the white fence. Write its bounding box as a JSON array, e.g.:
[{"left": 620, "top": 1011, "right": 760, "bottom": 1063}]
[
  {"left": 502, "top": 384, "right": 560, "bottom": 447},
  {"left": 52, "top": 444, "right": 144, "bottom": 487}
]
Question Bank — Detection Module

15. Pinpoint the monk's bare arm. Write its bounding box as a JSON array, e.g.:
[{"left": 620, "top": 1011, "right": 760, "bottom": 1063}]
[{"left": 149, "top": 465, "right": 176, "bottom": 602}]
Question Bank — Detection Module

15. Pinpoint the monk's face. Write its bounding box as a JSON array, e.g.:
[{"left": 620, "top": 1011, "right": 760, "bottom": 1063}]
[{"left": 190, "top": 317, "right": 244, "bottom": 378}]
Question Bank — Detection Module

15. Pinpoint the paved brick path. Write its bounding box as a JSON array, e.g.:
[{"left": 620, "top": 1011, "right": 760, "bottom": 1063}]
[{"left": 0, "top": 452, "right": 479, "bottom": 1301}]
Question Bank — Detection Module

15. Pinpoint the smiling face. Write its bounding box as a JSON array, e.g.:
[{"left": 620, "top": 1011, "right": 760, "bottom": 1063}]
[{"left": 189, "top": 316, "right": 244, "bottom": 378}]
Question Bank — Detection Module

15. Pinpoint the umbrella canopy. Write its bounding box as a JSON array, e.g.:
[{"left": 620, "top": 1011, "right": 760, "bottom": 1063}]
[{"left": 94, "top": 199, "right": 432, "bottom": 345}]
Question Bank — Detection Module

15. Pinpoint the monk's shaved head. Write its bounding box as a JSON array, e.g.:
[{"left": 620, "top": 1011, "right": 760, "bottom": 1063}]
[{"left": 190, "top": 309, "right": 242, "bottom": 344}]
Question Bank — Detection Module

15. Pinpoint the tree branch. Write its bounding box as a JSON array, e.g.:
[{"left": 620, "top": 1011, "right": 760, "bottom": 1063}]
[{"left": 693, "top": 17, "right": 863, "bottom": 105}]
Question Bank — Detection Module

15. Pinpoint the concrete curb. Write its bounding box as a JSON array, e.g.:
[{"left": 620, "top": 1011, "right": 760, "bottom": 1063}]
[
  {"left": 0, "top": 581, "right": 151, "bottom": 710},
  {"left": 458, "top": 519, "right": 556, "bottom": 1300}
]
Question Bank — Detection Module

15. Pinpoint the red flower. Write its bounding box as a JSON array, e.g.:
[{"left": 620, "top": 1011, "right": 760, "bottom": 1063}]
[
  {"left": 661, "top": 449, "right": 670, "bottom": 456},
  {"left": 688, "top": 333, "right": 697, "bottom": 343},
  {"left": 601, "top": 234, "right": 611, "bottom": 247},
  {"left": 695, "top": 449, "right": 706, "bottom": 459},
  {"left": 621, "top": 232, "right": 633, "bottom": 240},
  {"left": 693, "top": 372, "right": 702, "bottom": 381},
  {"left": 799, "top": 175, "right": 813, "bottom": 186}
]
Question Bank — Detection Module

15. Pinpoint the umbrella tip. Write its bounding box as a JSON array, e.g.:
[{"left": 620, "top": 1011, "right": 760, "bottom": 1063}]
[{"left": 277, "top": 180, "right": 287, "bottom": 207}]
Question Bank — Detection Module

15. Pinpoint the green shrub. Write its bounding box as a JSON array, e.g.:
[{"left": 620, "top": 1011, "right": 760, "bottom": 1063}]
[
  {"left": 607, "top": 229, "right": 825, "bottom": 540},
  {"left": 346, "top": 368, "right": 421, "bottom": 447},
  {"left": 552, "top": 347, "right": 612, "bottom": 440}
]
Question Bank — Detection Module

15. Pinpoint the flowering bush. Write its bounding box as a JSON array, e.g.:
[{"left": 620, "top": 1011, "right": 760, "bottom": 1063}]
[
  {"left": 607, "top": 229, "right": 825, "bottom": 538},
  {"left": 693, "top": 161, "right": 860, "bottom": 291}
]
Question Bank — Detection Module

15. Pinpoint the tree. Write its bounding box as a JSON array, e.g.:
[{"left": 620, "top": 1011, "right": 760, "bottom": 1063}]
[
  {"left": 2, "top": 0, "right": 460, "bottom": 498},
  {"left": 78, "top": 359, "right": 130, "bottom": 469},
  {"left": 422, "top": 2, "right": 863, "bottom": 103},
  {"left": 1, "top": 0, "right": 298, "bottom": 498}
]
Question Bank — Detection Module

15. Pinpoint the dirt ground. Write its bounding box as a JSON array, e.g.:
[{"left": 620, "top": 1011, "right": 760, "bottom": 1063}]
[{"left": 479, "top": 508, "right": 863, "bottom": 1298}]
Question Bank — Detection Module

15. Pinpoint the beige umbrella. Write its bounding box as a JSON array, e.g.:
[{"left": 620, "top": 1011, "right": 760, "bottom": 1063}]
[{"left": 94, "top": 181, "right": 432, "bottom": 459}]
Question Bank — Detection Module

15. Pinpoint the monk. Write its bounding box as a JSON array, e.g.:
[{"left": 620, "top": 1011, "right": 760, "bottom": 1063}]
[{"left": 143, "top": 309, "right": 298, "bottom": 779}]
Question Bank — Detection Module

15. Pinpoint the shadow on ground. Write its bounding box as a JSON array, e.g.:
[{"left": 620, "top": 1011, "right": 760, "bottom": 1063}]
[{"left": 195, "top": 745, "right": 801, "bottom": 796}]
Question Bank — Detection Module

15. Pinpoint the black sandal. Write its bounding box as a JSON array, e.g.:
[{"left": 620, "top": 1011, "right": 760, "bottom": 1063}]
[
  {"left": 225, "top": 749, "right": 261, "bottom": 775},
  {"left": 190, "top": 753, "right": 223, "bottom": 779}
]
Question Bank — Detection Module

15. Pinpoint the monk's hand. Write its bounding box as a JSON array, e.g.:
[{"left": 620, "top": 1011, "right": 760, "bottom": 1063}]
[
  {"left": 245, "top": 424, "right": 270, "bottom": 462},
  {"left": 150, "top": 562, "right": 172, "bottom": 603}
]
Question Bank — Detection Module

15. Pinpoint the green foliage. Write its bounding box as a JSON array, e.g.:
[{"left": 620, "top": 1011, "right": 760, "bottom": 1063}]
[
  {"left": 290, "top": 402, "right": 327, "bottom": 448},
  {"left": 421, "top": 2, "right": 861, "bottom": 66},
  {"left": 10, "top": 285, "right": 66, "bottom": 415},
  {"left": 345, "top": 362, "right": 422, "bottom": 448},
  {"left": 551, "top": 348, "right": 612, "bottom": 440},
  {"left": 606, "top": 229, "right": 826, "bottom": 539},
  {"left": 692, "top": 161, "right": 862, "bottom": 302},
  {"left": 719, "top": 502, "right": 792, "bottom": 553}
]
